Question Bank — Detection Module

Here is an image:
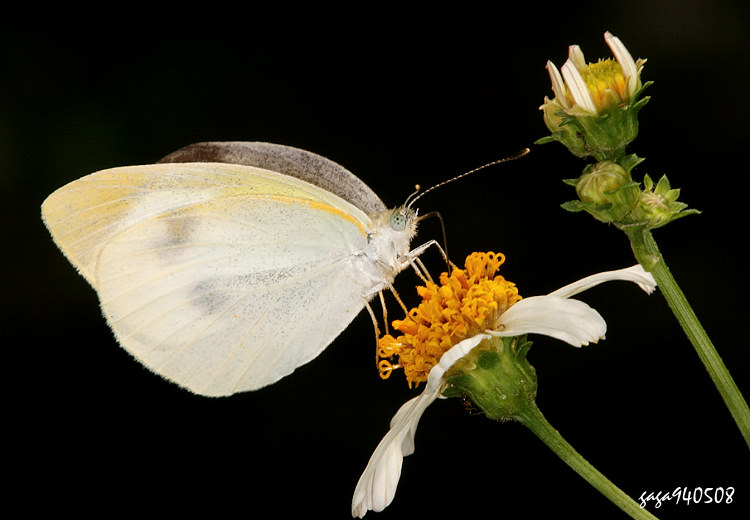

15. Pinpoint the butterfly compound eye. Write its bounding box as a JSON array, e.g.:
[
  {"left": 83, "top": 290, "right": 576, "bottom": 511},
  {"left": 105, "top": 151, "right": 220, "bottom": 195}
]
[{"left": 389, "top": 209, "right": 407, "bottom": 231}]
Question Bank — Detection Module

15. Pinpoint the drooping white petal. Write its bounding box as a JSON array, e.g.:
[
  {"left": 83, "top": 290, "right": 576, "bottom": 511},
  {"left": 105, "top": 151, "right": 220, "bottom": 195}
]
[
  {"left": 351, "top": 391, "right": 435, "bottom": 518},
  {"left": 545, "top": 60, "right": 569, "bottom": 108},
  {"left": 604, "top": 31, "right": 639, "bottom": 96},
  {"left": 548, "top": 264, "right": 656, "bottom": 299},
  {"left": 561, "top": 60, "right": 598, "bottom": 115},
  {"left": 491, "top": 296, "right": 606, "bottom": 347},
  {"left": 351, "top": 334, "right": 489, "bottom": 518}
]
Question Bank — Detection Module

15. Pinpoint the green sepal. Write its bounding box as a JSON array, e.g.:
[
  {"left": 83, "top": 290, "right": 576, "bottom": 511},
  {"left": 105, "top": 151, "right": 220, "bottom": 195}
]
[
  {"left": 619, "top": 153, "right": 645, "bottom": 175},
  {"left": 631, "top": 95, "right": 651, "bottom": 116},
  {"left": 634, "top": 80, "right": 653, "bottom": 98},
  {"left": 535, "top": 135, "right": 558, "bottom": 146},
  {"left": 561, "top": 200, "right": 589, "bottom": 213}
]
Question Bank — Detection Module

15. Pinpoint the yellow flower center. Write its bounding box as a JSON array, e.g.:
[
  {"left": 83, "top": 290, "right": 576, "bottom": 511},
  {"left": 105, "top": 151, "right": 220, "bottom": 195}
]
[
  {"left": 377, "top": 252, "right": 521, "bottom": 387},
  {"left": 579, "top": 58, "right": 629, "bottom": 112}
]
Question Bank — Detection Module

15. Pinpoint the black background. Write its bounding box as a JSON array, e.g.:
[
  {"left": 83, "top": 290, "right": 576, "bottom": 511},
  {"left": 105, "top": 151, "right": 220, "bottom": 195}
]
[{"left": 4, "top": 2, "right": 748, "bottom": 518}]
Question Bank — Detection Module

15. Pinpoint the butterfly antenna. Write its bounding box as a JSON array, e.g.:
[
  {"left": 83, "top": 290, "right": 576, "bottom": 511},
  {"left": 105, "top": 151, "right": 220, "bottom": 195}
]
[
  {"left": 403, "top": 149, "right": 528, "bottom": 275},
  {"left": 407, "top": 148, "right": 530, "bottom": 209},
  {"left": 403, "top": 184, "right": 422, "bottom": 209}
]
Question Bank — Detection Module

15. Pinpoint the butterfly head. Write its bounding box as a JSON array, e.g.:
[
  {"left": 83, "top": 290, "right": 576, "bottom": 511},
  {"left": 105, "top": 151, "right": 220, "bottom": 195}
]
[{"left": 389, "top": 206, "right": 417, "bottom": 233}]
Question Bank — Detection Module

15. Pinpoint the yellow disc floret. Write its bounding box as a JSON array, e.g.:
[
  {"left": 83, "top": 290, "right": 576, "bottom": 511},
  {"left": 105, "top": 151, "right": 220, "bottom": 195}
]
[
  {"left": 579, "top": 58, "right": 629, "bottom": 112},
  {"left": 377, "top": 252, "right": 521, "bottom": 387}
]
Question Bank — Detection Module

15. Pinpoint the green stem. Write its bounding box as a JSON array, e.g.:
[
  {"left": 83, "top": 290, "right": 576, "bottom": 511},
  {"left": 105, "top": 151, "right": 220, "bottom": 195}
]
[
  {"left": 625, "top": 227, "right": 750, "bottom": 448},
  {"left": 517, "top": 403, "right": 659, "bottom": 519}
]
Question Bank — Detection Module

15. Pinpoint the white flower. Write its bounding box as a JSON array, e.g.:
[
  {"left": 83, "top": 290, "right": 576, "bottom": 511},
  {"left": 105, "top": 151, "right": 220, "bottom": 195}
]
[
  {"left": 351, "top": 265, "right": 656, "bottom": 517},
  {"left": 545, "top": 31, "right": 646, "bottom": 117}
]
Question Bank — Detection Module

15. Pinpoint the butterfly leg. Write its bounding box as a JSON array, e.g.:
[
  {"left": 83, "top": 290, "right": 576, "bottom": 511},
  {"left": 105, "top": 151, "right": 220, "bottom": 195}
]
[
  {"left": 364, "top": 298, "right": 383, "bottom": 368},
  {"left": 400, "top": 239, "right": 458, "bottom": 284}
]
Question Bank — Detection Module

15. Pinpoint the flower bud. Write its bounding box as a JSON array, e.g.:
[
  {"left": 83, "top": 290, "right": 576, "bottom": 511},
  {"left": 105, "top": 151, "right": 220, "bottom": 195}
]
[
  {"left": 576, "top": 161, "right": 631, "bottom": 205},
  {"left": 632, "top": 174, "right": 700, "bottom": 229},
  {"left": 564, "top": 160, "right": 640, "bottom": 223}
]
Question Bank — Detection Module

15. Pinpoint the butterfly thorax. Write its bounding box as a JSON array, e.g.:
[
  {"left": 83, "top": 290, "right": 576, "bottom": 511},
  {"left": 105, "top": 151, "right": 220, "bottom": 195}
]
[{"left": 350, "top": 206, "right": 418, "bottom": 299}]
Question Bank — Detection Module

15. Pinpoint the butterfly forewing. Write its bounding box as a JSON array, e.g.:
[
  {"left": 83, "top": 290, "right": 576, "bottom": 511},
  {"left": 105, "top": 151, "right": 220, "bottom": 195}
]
[
  {"left": 159, "top": 141, "right": 388, "bottom": 216},
  {"left": 43, "top": 162, "right": 374, "bottom": 396}
]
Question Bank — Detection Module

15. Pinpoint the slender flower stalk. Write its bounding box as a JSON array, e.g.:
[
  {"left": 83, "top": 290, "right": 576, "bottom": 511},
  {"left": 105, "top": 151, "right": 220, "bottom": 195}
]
[
  {"left": 538, "top": 31, "right": 750, "bottom": 447},
  {"left": 518, "top": 401, "right": 659, "bottom": 520},
  {"left": 353, "top": 252, "right": 659, "bottom": 518},
  {"left": 624, "top": 226, "right": 750, "bottom": 445}
]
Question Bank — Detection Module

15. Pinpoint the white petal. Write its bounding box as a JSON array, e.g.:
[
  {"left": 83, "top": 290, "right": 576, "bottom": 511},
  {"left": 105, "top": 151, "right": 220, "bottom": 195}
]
[
  {"left": 492, "top": 296, "right": 606, "bottom": 347},
  {"left": 604, "top": 31, "right": 639, "bottom": 96},
  {"left": 351, "top": 334, "right": 490, "bottom": 518},
  {"left": 427, "top": 333, "right": 490, "bottom": 392},
  {"left": 548, "top": 264, "right": 656, "bottom": 299},
  {"left": 545, "top": 60, "right": 569, "bottom": 108},
  {"left": 561, "top": 60, "right": 598, "bottom": 115},
  {"left": 351, "top": 388, "right": 439, "bottom": 517},
  {"left": 568, "top": 44, "right": 587, "bottom": 70}
]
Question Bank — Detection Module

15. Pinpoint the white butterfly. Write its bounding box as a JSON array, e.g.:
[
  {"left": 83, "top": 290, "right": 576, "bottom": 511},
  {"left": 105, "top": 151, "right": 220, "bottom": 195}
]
[{"left": 42, "top": 142, "right": 435, "bottom": 397}]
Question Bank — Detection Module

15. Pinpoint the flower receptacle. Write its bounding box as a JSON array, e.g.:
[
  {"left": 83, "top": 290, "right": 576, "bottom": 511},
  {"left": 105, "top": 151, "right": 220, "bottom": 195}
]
[{"left": 443, "top": 335, "right": 538, "bottom": 421}]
